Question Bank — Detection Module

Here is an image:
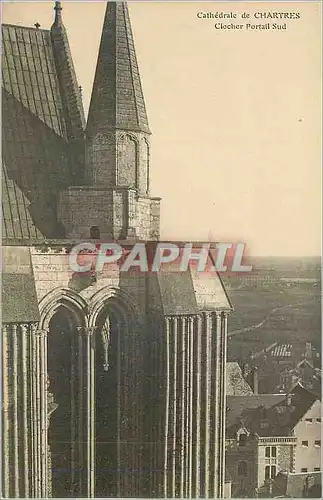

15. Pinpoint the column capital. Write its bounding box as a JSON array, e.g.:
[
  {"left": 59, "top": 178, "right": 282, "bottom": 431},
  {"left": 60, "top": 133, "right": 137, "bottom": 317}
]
[
  {"left": 20, "top": 324, "right": 30, "bottom": 334},
  {"left": 31, "top": 323, "right": 39, "bottom": 334},
  {"left": 35, "top": 329, "right": 48, "bottom": 338},
  {"left": 77, "top": 326, "right": 97, "bottom": 336}
]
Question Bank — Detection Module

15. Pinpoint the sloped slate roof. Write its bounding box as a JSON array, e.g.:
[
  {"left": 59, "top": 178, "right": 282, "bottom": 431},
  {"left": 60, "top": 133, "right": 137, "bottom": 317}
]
[
  {"left": 2, "top": 24, "right": 74, "bottom": 240},
  {"left": 2, "top": 165, "right": 43, "bottom": 239},
  {"left": 2, "top": 247, "right": 40, "bottom": 322},
  {"left": 226, "top": 394, "right": 285, "bottom": 430},
  {"left": 2, "top": 24, "right": 67, "bottom": 138},
  {"left": 226, "top": 383, "right": 320, "bottom": 436},
  {"left": 2, "top": 274, "right": 40, "bottom": 323},
  {"left": 157, "top": 270, "right": 199, "bottom": 316}
]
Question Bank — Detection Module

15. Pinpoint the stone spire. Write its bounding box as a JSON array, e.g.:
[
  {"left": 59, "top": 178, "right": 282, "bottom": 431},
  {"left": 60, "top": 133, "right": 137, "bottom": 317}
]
[
  {"left": 53, "top": 1, "right": 63, "bottom": 27},
  {"left": 51, "top": 0, "right": 86, "bottom": 181},
  {"left": 86, "top": 1, "right": 150, "bottom": 137}
]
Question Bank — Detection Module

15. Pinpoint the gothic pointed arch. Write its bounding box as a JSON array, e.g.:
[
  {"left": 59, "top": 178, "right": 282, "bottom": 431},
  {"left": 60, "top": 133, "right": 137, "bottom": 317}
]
[
  {"left": 88, "top": 285, "right": 139, "bottom": 328},
  {"left": 116, "top": 134, "right": 138, "bottom": 188},
  {"left": 38, "top": 287, "right": 88, "bottom": 330},
  {"left": 39, "top": 287, "right": 88, "bottom": 497},
  {"left": 88, "top": 286, "right": 142, "bottom": 497}
]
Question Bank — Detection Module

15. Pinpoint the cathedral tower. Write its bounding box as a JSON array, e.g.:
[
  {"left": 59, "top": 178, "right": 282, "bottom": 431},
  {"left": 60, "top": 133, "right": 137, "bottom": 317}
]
[
  {"left": 2, "top": 2, "right": 231, "bottom": 498},
  {"left": 58, "top": 1, "right": 160, "bottom": 240}
]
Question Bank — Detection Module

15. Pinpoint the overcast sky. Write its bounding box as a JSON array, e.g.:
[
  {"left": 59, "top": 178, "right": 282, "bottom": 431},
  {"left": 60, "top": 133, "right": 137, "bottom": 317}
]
[{"left": 2, "top": 1, "right": 321, "bottom": 256}]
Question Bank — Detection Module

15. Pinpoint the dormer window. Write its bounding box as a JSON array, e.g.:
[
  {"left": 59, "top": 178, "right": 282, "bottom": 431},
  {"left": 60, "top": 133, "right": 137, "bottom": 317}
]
[
  {"left": 238, "top": 433, "right": 247, "bottom": 447},
  {"left": 237, "top": 428, "right": 249, "bottom": 447}
]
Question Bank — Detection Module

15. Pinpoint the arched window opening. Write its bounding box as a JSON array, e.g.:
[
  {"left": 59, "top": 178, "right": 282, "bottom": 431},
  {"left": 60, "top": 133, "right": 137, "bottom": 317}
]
[
  {"left": 95, "top": 306, "right": 124, "bottom": 497},
  {"left": 47, "top": 306, "right": 77, "bottom": 498},
  {"left": 140, "top": 139, "right": 149, "bottom": 194},
  {"left": 117, "top": 135, "right": 137, "bottom": 188}
]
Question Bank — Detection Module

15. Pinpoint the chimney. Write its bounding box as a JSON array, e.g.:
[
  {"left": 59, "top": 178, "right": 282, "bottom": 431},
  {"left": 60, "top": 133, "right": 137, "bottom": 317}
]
[
  {"left": 286, "top": 394, "right": 292, "bottom": 406},
  {"left": 305, "top": 342, "right": 313, "bottom": 362},
  {"left": 252, "top": 366, "right": 259, "bottom": 395}
]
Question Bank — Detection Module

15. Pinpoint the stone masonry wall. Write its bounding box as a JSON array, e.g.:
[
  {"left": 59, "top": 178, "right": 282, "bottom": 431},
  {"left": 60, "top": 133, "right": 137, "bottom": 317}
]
[{"left": 58, "top": 187, "right": 114, "bottom": 239}]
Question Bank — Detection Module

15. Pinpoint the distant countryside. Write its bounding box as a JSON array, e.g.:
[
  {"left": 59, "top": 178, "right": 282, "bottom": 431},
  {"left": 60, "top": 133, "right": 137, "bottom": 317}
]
[{"left": 223, "top": 256, "right": 321, "bottom": 363}]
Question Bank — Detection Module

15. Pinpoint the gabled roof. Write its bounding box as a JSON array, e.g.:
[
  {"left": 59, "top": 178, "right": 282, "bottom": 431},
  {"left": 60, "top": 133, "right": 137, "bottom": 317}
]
[
  {"left": 296, "top": 358, "right": 314, "bottom": 369},
  {"left": 226, "top": 394, "right": 285, "bottom": 432},
  {"left": 86, "top": 1, "right": 150, "bottom": 136},
  {"left": 226, "top": 383, "right": 320, "bottom": 436}
]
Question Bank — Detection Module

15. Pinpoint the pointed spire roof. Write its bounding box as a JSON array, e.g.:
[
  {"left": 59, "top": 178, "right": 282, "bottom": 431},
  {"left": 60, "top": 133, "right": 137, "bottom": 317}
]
[
  {"left": 50, "top": 0, "right": 86, "bottom": 173},
  {"left": 86, "top": 1, "right": 150, "bottom": 136},
  {"left": 53, "top": 1, "right": 63, "bottom": 27}
]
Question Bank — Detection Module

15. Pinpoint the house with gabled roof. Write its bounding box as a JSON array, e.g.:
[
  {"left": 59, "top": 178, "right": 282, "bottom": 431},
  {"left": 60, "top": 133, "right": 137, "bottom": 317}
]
[{"left": 225, "top": 383, "right": 322, "bottom": 497}]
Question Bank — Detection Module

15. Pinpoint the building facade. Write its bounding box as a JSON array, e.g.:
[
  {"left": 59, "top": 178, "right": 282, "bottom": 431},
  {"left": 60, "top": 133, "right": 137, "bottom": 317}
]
[
  {"left": 293, "top": 399, "right": 321, "bottom": 474},
  {"left": 2, "top": 2, "right": 232, "bottom": 498},
  {"left": 225, "top": 384, "right": 321, "bottom": 497}
]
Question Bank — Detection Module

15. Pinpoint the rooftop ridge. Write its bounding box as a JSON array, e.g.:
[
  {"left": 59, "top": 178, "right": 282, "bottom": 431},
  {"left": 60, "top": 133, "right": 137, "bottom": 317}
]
[{"left": 1, "top": 23, "right": 50, "bottom": 33}]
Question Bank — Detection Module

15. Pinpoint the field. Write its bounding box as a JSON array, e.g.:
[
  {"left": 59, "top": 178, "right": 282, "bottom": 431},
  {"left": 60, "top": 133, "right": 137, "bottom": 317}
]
[{"left": 226, "top": 285, "right": 321, "bottom": 362}]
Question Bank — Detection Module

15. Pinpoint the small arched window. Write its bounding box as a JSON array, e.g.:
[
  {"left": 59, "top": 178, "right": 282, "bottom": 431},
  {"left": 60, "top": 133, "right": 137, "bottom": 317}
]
[{"left": 90, "top": 226, "right": 100, "bottom": 239}]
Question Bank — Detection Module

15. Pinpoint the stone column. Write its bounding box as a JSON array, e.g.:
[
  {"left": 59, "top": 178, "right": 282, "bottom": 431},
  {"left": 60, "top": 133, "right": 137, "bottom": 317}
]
[
  {"left": 212, "top": 312, "right": 222, "bottom": 499},
  {"left": 195, "top": 314, "right": 202, "bottom": 498},
  {"left": 29, "top": 323, "right": 38, "bottom": 498},
  {"left": 85, "top": 326, "right": 96, "bottom": 499},
  {"left": 77, "top": 326, "right": 96, "bottom": 498},
  {"left": 39, "top": 329, "right": 49, "bottom": 498},
  {"left": 219, "top": 312, "right": 228, "bottom": 498},
  {"left": 12, "top": 324, "right": 20, "bottom": 497},
  {"left": 204, "top": 313, "right": 213, "bottom": 499},
  {"left": 71, "top": 326, "right": 77, "bottom": 495},
  {"left": 179, "top": 317, "right": 186, "bottom": 498},
  {"left": 2, "top": 322, "right": 42, "bottom": 499},
  {"left": 77, "top": 326, "right": 84, "bottom": 496},
  {"left": 21, "top": 325, "right": 29, "bottom": 496},
  {"left": 2, "top": 325, "right": 10, "bottom": 498},
  {"left": 187, "top": 316, "right": 195, "bottom": 498},
  {"left": 171, "top": 317, "right": 178, "bottom": 498},
  {"left": 163, "top": 317, "right": 171, "bottom": 498}
]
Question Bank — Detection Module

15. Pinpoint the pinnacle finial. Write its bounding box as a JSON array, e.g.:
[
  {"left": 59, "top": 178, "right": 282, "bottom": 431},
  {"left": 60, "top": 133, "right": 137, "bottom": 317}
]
[{"left": 53, "top": 1, "right": 63, "bottom": 26}]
